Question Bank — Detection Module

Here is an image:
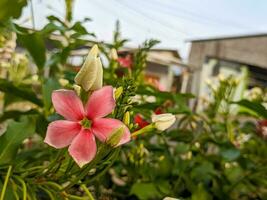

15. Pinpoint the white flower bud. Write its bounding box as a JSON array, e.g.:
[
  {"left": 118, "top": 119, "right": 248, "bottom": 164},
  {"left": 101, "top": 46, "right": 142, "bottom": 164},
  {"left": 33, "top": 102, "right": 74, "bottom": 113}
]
[
  {"left": 74, "top": 45, "right": 103, "bottom": 91},
  {"left": 151, "top": 113, "right": 176, "bottom": 131},
  {"left": 59, "top": 78, "right": 69, "bottom": 86},
  {"left": 110, "top": 48, "right": 118, "bottom": 60}
]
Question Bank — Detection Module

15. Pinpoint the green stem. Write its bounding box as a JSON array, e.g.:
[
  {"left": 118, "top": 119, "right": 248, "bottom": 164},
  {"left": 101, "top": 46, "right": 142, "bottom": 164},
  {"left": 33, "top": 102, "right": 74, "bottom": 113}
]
[
  {"left": 131, "top": 124, "right": 155, "bottom": 137},
  {"left": 39, "top": 149, "right": 65, "bottom": 178},
  {"left": 10, "top": 179, "right": 19, "bottom": 200},
  {"left": 0, "top": 165, "right": 12, "bottom": 200},
  {"left": 14, "top": 176, "right": 27, "bottom": 200},
  {"left": 38, "top": 186, "right": 56, "bottom": 200},
  {"left": 66, "top": 194, "right": 88, "bottom": 200},
  {"left": 81, "top": 184, "right": 94, "bottom": 200}
]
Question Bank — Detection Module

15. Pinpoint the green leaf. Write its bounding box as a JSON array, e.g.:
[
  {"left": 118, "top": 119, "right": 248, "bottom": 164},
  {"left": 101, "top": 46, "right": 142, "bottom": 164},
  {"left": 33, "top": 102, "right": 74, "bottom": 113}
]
[
  {"left": 0, "top": 116, "right": 36, "bottom": 165},
  {"left": 192, "top": 183, "right": 212, "bottom": 200},
  {"left": 41, "top": 22, "right": 65, "bottom": 34},
  {"left": 130, "top": 182, "right": 161, "bottom": 200},
  {"left": 71, "top": 21, "right": 88, "bottom": 35},
  {"left": 42, "top": 78, "right": 60, "bottom": 112},
  {"left": 175, "top": 143, "right": 190, "bottom": 154},
  {"left": 220, "top": 147, "right": 240, "bottom": 161},
  {"left": 232, "top": 99, "right": 267, "bottom": 118},
  {"left": 17, "top": 31, "right": 46, "bottom": 69},
  {"left": 0, "top": 78, "right": 43, "bottom": 106},
  {"left": 0, "top": 110, "right": 38, "bottom": 122},
  {"left": 0, "top": 0, "right": 27, "bottom": 21},
  {"left": 191, "top": 161, "right": 215, "bottom": 182}
]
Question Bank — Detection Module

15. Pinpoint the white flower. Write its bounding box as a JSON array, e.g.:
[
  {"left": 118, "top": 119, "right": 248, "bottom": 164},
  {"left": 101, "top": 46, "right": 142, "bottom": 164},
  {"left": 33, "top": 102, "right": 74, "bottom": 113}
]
[
  {"left": 151, "top": 113, "right": 176, "bottom": 131},
  {"left": 74, "top": 45, "right": 103, "bottom": 91}
]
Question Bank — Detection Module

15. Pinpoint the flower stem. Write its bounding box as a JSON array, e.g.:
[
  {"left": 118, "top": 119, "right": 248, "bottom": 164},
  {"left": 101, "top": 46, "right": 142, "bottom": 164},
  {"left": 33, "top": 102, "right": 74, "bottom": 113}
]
[
  {"left": 0, "top": 165, "right": 12, "bottom": 200},
  {"left": 14, "top": 176, "right": 27, "bottom": 200},
  {"left": 81, "top": 184, "right": 95, "bottom": 200},
  {"left": 131, "top": 124, "right": 155, "bottom": 137}
]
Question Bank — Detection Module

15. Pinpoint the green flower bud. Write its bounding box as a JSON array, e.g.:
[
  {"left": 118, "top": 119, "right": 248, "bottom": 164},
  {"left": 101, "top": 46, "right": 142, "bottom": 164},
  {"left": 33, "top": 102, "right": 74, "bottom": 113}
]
[
  {"left": 114, "top": 86, "right": 123, "bottom": 100},
  {"left": 107, "top": 126, "right": 124, "bottom": 147},
  {"left": 123, "top": 111, "right": 130, "bottom": 126}
]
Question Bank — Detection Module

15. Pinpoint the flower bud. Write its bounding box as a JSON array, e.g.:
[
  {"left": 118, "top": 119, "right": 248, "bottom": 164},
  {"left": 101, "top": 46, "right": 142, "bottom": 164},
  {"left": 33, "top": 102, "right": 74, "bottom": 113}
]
[
  {"left": 107, "top": 126, "right": 124, "bottom": 147},
  {"left": 9, "top": 54, "right": 28, "bottom": 84},
  {"left": 114, "top": 86, "right": 123, "bottom": 100},
  {"left": 218, "top": 73, "right": 225, "bottom": 81},
  {"left": 123, "top": 111, "right": 130, "bottom": 126},
  {"left": 151, "top": 113, "right": 176, "bottom": 131},
  {"left": 73, "top": 84, "right": 81, "bottom": 96},
  {"left": 59, "top": 78, "right": 69, "bottom": 87},
  {"left": 110, "top": 48, "right": 118, "bottom": 60},
  {"left": 74, "top": 45, "right": 103, "bottom": 91}
]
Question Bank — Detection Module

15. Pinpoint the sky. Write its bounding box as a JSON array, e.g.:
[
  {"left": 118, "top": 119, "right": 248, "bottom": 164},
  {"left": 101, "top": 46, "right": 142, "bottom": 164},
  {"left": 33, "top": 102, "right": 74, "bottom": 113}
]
[{"left": 19, "top": 0, "right": 267, "bottom": 59}]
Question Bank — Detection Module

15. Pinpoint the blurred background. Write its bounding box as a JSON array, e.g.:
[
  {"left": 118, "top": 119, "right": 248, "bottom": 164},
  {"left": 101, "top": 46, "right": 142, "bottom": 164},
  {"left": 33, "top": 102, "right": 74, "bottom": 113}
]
[{"left": 16, "top": 0, "right": 267, "bottom": 109}]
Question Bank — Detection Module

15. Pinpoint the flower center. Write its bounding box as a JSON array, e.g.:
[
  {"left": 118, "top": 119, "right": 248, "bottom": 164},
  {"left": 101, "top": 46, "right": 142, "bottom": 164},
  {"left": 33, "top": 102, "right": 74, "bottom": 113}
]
[{"left": 80, "top": 118, "right": 92, "bottom": 129}]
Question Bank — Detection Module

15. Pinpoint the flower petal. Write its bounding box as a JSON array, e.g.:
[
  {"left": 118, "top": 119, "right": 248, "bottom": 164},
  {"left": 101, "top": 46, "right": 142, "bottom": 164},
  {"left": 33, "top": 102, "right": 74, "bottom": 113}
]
[
  {"left": 44, "top": 120, "right": 81, "bottom": 148},
  {"left": 92, "top": 118, "right": 131, "bottom": 146},
  {"left": 86, "top": 86, "right": 115, "bottom": 119},
  {"left": 52, "top": 90, "right": 85, "bottom": 121},
  {"left": 68, "top": 129, "right": 97, "bottom": 167}
]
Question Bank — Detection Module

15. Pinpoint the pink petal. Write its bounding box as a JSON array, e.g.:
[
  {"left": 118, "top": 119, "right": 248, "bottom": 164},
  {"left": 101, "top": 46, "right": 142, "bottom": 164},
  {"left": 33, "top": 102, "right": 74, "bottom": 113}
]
[
  {"left": 68, "top": 129, "right": 97, "bottom": 167},
  {"left": 85, "top": 86, "right": 115, "bottom": 119},
  {"left": 52, "top": 90, "right": 85, "bottom": 121},
  {"left": 92, "top": 118, "right": 131, "bottom": 146},
  {"left": 44, "top": 120, "right": 81, "bottom": 148}
]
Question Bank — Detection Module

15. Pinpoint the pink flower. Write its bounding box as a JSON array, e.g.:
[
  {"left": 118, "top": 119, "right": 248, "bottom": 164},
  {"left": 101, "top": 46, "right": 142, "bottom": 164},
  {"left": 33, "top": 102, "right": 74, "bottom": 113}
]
[{"left": 44, "top": 86, "right": 131, "bottom": 167}]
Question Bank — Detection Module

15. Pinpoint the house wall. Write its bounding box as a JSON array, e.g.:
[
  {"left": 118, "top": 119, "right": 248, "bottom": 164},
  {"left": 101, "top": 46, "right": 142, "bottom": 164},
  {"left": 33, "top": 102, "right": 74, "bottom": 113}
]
[
  {"left": 146, "top": 62, "right": 173, "bottom": 91},
  {"left": 188, "top": 35, "right": 267, "bottom": 96}
]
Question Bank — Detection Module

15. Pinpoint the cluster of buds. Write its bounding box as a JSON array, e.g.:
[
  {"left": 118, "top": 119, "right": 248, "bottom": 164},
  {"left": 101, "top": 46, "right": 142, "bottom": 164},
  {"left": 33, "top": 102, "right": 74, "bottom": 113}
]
[
  {"left": 0, "top": 32, "right": 16, "bottom": 62},
  {"left": 8, "top": 54, "right": 29, "bottom": 85}
]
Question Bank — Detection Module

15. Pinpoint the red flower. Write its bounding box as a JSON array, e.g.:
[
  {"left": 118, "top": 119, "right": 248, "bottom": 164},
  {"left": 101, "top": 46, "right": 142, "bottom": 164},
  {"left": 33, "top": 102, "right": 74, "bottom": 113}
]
[
  {"left": 134, "top": 114, "right": 149, "bottom": 130},
  {"left": 154, "top": 107, "right": 163, "bottom": 115}
]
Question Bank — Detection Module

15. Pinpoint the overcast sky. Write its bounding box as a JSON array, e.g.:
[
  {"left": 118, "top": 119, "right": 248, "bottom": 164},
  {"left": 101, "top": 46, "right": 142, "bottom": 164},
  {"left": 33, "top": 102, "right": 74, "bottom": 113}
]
[{"left": 19, "top": 0, "right": 267, "bottom": 59}]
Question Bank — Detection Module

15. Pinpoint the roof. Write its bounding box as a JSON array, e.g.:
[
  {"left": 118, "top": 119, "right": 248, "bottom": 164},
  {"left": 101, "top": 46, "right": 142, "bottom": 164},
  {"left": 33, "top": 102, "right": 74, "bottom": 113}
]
[
  {"left": 118, "top": 48, "right": 187, "bottom": 66},
  {"left": 187, "top": 33, "right": 267, "bottom": 43}
]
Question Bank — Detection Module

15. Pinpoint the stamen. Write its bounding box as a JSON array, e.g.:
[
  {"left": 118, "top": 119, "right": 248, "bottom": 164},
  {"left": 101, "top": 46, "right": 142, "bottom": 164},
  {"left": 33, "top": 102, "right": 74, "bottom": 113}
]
[{"left": 80, "top": 118, "right": 92, "bottom": 129}]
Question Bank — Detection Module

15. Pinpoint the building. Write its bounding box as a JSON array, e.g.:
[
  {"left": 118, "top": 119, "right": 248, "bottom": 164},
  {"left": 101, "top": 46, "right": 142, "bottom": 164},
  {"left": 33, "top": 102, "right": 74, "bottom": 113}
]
[
  {"left": 117, "top": 48, "right": 187, "bottom": 92},
  {"left": 187, "top": 33, "right": 267, "bottom": 101}
]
